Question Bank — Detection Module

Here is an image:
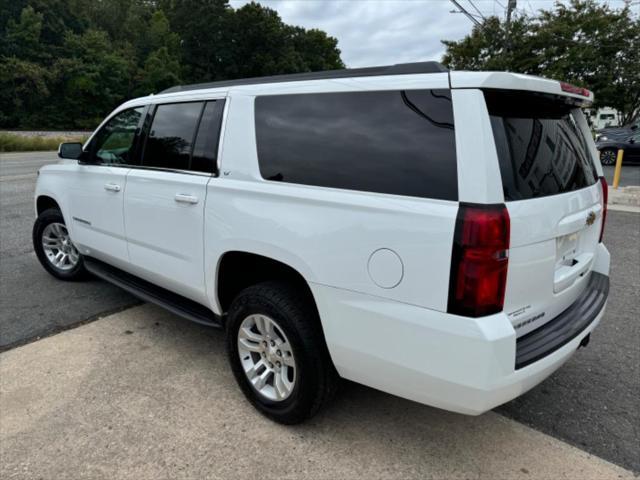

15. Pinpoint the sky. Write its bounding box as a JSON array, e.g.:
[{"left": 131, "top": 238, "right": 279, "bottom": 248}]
[{"left": 229, "top": 0, "right": 638, "bottom": 67}]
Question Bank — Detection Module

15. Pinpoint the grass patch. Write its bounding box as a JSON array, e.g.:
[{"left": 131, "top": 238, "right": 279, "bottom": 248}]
[{"left": 0, "top": 133, "right": 89, "bottom": 152}]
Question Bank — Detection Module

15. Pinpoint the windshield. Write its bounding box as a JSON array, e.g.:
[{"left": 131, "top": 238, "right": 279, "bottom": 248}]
[{"left": 484, "top": 90, "right": 598, "bottom": 201}]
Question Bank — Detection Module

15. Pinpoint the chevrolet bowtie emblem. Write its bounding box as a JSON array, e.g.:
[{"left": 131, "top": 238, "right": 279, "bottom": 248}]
[{"left": 586, "top": 211, "right": 596, "bottom": 226}]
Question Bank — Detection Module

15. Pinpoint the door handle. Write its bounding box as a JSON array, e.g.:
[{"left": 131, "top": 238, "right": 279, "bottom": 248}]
[
  {"left": 104, "top": 183, "right": 121, "bottom": 192},
  {"left": 174, "top": 193, "right": 199, "bottom": 205}
]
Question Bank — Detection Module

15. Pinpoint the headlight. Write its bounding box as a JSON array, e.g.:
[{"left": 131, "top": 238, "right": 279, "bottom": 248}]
[{"left": 597, "top": 135, "right": 608, "bottom": 142}]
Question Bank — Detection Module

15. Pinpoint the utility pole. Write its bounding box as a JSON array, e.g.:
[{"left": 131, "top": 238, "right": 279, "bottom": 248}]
[
  {"left": 504, "top": 0, "right": 517, "bottom": 60},
  {"left": 506, "top": 0, "right": 517, "bottom": 27}
]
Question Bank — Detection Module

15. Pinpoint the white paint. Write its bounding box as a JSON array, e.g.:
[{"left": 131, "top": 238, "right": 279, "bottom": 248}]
[
  {"left": 35, "top": 68, "right": 611, "bottom": 416},
  {"left": 367, "top": 248, "right": 404, "bottom": 289}
]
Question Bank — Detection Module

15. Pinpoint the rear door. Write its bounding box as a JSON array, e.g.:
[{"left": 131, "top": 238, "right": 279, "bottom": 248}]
[
  {"left": 484, "top": 90, "right": 603, "bottom": 336},
  {"left": 625, "top": 132, "right": 640, "bottom": 162},
  {"left": 124, "top": 99, "right": 225, "bottom": 304}
]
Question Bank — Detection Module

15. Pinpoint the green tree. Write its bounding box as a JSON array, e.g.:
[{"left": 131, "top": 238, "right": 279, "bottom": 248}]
[
  {"left": 442, "top": 0, "right": 640, "bottom": 123},
  {"left": 48, "top": 29, "right": 131, "bottom": 128},
  {"left": 164, "top": 0, "right": 343, "bottom": 82},
  {"left": 134, "top": 46, "right": 181, "bottom": 96},
  {"left": 227, "top": 3, "right": 343, "bottom": 78},
  {"left": 0, "top": 0, "right": 344, "bottom": 129},
  {"left": 163, "top": 0, "right": 232, "bottom": 82},
  {"left": 4, "top": 6, "right": 44, "bottom": 60},
  {"left": 290, "top": 27, "right": 344, "bottom": 72},
  {"left": 0, "top": 57, "right": 50, "bottom": 126}
]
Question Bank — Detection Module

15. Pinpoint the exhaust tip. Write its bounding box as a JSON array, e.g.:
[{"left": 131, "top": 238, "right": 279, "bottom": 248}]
[{"left": 579, "top": 334, "right": 591, "bottom": 349}]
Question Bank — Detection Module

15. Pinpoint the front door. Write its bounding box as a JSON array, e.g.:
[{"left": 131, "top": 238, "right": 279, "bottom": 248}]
[{"left": 68, "top": 106, "right": 145, "bottom": 267}]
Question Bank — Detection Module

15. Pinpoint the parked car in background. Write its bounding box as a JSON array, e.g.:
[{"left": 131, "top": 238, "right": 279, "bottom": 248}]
[
  {"left": 596, "top": 130, "right": 640, "bottom": 165},
  {"left": 595, "top": 117, "right": 639, "bottom": 141},
  {"left": 33, "top": 63, "right": 610, "bottom": 424}
]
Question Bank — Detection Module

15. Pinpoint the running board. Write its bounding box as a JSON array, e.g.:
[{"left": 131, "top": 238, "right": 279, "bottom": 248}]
[{"left": 85, "top": 257, "right": 223, "bottom": 328}]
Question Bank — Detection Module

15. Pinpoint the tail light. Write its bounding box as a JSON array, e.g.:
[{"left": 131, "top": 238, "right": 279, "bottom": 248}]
[
  {"left": 447, "top": 203, "right": 510, "bottom": 317},
  {"left": 599, "top": 176, "right": 607, "bottom": 243}
]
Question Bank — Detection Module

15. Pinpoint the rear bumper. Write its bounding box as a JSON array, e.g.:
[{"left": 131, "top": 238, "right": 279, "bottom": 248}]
[
  {"left": 311, "top": 271, "right": 609, "bottom": 416},
  {"left": 516, "top": 272, "right": 609, "bottom": 369}
]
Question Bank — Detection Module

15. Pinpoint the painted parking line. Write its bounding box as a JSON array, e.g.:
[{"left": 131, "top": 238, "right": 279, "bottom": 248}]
[{"left": 0, "top": 304, "right": 633, "bottom": 480}]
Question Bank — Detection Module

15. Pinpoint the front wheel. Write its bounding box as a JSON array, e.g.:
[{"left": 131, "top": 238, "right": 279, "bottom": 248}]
[
  {"left": 600, "top": 148, "right": 617, "bottom": 166},
  {"left": 33, "top": 208, "right": 87, "bottom": 281},
  {"left": 226, "top": 281, "right": 338, "bottom": 424}
]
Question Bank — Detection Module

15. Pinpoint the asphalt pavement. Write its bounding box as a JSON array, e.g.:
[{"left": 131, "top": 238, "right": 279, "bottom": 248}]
[
  {"left": 1, "top": 151, "right": 639, "bottom": 473},
  {"left": 602, "top": 164, "right": 640, "bottom": 187},
  {"left": 498, "top": 209, "right": 640, "bottom": 471},
  {"left": 0, "top": 152, "right": 139, "bottom": 350},
  {"left": 1, "top": 305, "right": 632, "bottom": 480}
]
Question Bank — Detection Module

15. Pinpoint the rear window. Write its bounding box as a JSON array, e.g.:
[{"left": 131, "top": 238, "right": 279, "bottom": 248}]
[
  {"left": 255, "top": 89, "right": 457, "bottom": 201},
  {"left": 485, "top": 90, "right": 597, "bottom": 201},
  {"left": 143, "top": 102, "right": 203, "bottom": 171}
]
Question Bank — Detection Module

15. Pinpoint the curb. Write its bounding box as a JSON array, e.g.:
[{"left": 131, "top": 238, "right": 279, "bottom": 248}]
[{"left": 608, "top": 185, "right": 640, "bottom": 209}]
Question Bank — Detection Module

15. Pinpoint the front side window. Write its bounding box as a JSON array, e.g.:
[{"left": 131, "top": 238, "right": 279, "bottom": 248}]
[
  {"left": 90, "top": 107, "right": 145, "bottom": 165},
  {"left": 142, "top": 102, "right": 203, "bottom": 171},
  {"left": 254, "top": 89, "right": 458, "bottom": 201}
]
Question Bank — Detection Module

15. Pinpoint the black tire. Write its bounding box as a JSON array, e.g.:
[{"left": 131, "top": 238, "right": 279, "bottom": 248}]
[
  {"left": 32, "top": 208, "right": 87, "bottom": 281},
  {"left": 226, "top": 281, "right": 338, "bottom": 424},
  {"left": 600, "top": 148, "right": 617, "bottom": 166}
]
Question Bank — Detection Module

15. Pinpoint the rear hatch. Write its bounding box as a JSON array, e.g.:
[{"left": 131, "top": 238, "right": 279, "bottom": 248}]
[{"left": 484, "top": 89, "right": 604, "bottom": 337}]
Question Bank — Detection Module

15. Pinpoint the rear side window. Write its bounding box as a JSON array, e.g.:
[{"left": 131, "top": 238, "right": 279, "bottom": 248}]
[
  {"left": 255, "top": 89, "right": 457, "bottom": 200},
  {"left": 191, "top": 100, "right": 225, "bottom": 173},
  {"left": 142, "top": 102, "right": 203, "bottom": 171},
  {"left": 485, "top": 90, "right": 597, "bottom": 201}
]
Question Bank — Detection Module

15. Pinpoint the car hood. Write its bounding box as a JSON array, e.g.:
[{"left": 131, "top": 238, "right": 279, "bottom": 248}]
[{"left": 595, "top": 128, "right": 632, "bottom": 140}]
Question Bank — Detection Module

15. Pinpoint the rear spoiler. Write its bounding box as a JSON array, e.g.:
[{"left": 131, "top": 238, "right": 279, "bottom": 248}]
[{"left": 449, "top": 71, "right": 593, "bottom": 106}]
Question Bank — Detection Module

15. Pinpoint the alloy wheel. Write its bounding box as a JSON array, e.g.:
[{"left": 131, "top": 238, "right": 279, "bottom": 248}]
[
  {"left": 600, "top": 150, "right": 617, "bottom": 166},
  {"left": 237, "top": 314, "right": 297, "bottom": 401},
  {"left": 41, "top": 222, "right": 80, "bottom": 271}
]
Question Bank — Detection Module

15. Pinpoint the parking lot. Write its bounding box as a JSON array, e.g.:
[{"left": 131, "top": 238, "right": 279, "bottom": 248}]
[{"left": 1, "top": 152, "right": 638, "bottom": 477}]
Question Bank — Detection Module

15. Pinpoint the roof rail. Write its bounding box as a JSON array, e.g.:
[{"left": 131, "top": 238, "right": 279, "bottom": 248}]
[{"left": 159, "top": 62, "right": 448, "bottom": 94}]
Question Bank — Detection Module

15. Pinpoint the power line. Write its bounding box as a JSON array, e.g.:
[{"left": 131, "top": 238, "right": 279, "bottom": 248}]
[
  {"left": 449, "top": 0, "right": 482, "bottom": 25},
  {"left": 467, "top": 0, "right": 486, "bottom": 19}
]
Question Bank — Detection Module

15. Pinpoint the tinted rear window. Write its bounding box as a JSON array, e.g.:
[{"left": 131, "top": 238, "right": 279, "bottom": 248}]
[
  {"left": 191, "top": 100, "right": 225, "bottom": 173},
  {"left": 143, "top": 102, "right": 203, "bottom": 171},
  {"left": 485, "top": 90, "right": 597, "bottom": 201},
  {"left": 255, "top": 89, "right": 457, "bottom": 200}
]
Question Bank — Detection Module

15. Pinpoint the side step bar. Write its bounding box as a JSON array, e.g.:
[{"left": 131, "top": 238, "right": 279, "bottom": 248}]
[{"left": 85, "top": 257, "right": 223, "bottom": 328}]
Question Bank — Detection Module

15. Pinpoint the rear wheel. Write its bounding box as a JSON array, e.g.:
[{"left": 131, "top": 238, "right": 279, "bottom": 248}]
[
  {"left": 33, "top": 208, "right": 87, "bottom": 280},
  {"left": 226, "top": 281, "right": 338, "bottom": 424},
  {"left": 600, "top": 148, "right": 617, "bottom": 166}
]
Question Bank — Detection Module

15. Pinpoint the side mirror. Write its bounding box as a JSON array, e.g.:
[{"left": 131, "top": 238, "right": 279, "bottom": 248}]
[{"left": 58, "top": 142, "right": 83, "bottom": 159}]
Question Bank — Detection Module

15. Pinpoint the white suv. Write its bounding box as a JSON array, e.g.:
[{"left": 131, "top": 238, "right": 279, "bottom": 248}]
[{"left": 33, "top": 62, "right": 610, "bottom": 424}]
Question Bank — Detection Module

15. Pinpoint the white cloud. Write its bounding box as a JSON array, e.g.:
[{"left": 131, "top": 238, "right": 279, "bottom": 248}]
[{"left": 229, "top": 0, "right": 635, "bottom": 67}]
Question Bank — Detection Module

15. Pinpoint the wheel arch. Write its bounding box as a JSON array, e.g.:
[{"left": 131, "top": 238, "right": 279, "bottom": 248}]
[
  {"left": 216, "top": 250, "right": 318, "bottom": 315},
  {"left": 36, "top": 195, "right": 61, "bottom": 216}
]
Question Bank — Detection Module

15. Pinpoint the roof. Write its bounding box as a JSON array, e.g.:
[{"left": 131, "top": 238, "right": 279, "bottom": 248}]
[{"left": 159, "top": 62, "right": 448, "bottom": 94}]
